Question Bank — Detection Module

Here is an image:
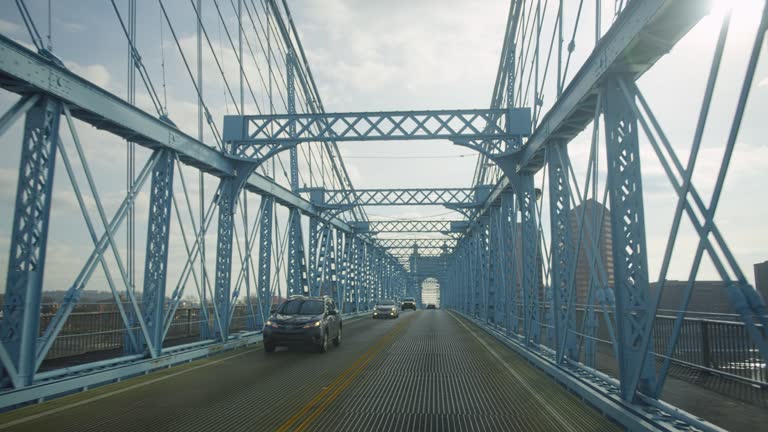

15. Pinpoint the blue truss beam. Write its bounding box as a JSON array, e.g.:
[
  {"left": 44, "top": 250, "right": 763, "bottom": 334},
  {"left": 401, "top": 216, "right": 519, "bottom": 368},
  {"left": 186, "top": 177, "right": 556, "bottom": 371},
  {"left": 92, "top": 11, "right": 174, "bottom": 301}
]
[
  {"left": 603, "top": 77, "right": 656, "bottom": 401},
  {"left": 514, "top": 174, "right": 541, "bottom": 346},
  {"left": 223, "top": 108, "right": 531, "bottom": 160},
  {"left": 287, "top": 209, "right": 308, "bottom": 296},
  {"left": 141, "top": 150, "right": 175, "bottom": 358},
  {"left": 350, "top": 220, "right": 470, "bottom": 234},
  {"left": 515, "top": 0, "right": 713, "bottom": 172},
  {"left": 0, "top": 97, "right": 61, "bottom": 387},
  {"left": 376, "top": 238, "right": 457, "bottom": 249},
  {"left": 256, "top": 196, "right": 274, "bottom": 328},
  {"left": 214, "top": 178, "right": 237, "bottom": 342},
  {"left": 0, "top": 35, "right": 354, "bottom": 235},
  {"left": 310, "top": 187, "right": 491, "bottom": 208}
]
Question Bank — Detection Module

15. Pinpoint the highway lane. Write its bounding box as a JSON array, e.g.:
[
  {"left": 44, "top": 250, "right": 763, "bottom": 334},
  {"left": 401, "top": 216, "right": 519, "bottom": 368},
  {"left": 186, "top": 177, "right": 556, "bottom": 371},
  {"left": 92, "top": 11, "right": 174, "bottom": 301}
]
[{"left": 0, "top": 310, "right": 619, "bottom": 432}]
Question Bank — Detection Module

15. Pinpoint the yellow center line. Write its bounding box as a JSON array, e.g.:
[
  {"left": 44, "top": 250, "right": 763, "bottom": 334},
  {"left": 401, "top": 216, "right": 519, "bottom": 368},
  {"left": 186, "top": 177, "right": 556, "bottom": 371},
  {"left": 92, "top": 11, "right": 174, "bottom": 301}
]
[{"left": 278, "top": 315, "right": 415, "bottom": 432}]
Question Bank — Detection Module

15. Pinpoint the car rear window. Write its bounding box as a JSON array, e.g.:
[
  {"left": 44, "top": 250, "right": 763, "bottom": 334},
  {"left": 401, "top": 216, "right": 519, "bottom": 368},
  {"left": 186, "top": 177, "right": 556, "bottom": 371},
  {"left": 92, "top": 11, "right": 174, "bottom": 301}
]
[{"left": 279, "top": 299, "right": 324, "bottom": 315}]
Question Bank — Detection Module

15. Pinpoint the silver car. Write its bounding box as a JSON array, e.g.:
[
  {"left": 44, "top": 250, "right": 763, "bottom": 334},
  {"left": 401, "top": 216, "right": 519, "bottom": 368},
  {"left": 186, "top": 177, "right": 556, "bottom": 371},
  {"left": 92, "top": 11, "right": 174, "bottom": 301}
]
[{"left": 372, "top": 299, "right": 399, "bottom": 319}]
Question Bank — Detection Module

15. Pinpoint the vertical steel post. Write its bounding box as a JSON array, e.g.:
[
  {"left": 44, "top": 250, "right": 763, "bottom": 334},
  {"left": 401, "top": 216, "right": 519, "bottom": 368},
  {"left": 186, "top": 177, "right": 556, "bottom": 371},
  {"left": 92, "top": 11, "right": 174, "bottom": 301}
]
[
  {"left": 285, "top": 48, "right": 308, "bottom": 297},
  {"left": 309, "top": 217, "right": 319, "bottom": 296},
  {"left": 214, "top": 178, "right": 237, "bottom": 341},
  {"left": 479, "top": 215, "right": 492, "bottom": 324},
  {"left": 515, "top": 174, "right": 541, "bottom": 345},
  {"left": 548, "top": 143, "right": 577, "bottom": 361},
  {"left": 256, "top": 196, "right": 274, "bottom": 327},
  {"left": 354, "top": 238, "right": 364, "bottom": 311},
  {"left": 501, "top": 190, "right": 519, "bottom": 336},
  {"left": 603, "top": 77, "right": 656, "bottom": 401},
  {"left": 141, "top": 150, "right": 175, "bottom": 357},
  {"left": 1, "top": 97, "right": 61, "bottom": 386}
]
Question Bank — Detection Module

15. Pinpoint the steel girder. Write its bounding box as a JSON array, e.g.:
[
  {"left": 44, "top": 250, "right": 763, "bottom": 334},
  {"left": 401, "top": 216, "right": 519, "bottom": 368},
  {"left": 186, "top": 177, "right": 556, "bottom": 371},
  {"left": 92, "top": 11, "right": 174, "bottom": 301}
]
[
  {"left": 547, "top": 143, "right": 577, "bottom": 362},
  {"left": 285, "top": 47, "right": 309, "bottom": 298},
  {"left": 286, "top": 49, "right": 299, "bottom": 191},
  {"left": 310, "top": 187, "right": 490, "bottom": 208},
  {"left": 480, "top": 212, "right": 499, "bottom": 325},
  {"left": 214, "top": 178, "right": 237, "bottom": 341},
  {"left": 603, "top": 77, "right": 656, "bottom": 401},
  {"left": 489, "top": 207, "right": 502, "bottom": 326},
  {"left": 376, "top": 238, "right": 457, "bottom": 249},
  {"left": 513, "top": 174, "right": 541, "bottom": 346},
  {"left": 387, "top": 249, "right": 449, "bottom": 258},
  {"left": 287, "top": 209, "right": 308, "bottom": 296},
  {"left": 223, "top": 108, "right": 531, "bottom": 160},
  {"left": 515, "top": 0, "right": 713, "bottom": 172},
  {"left": 0, "top": 35, "right": 356, "bottom": 234},
  {"left": 338, "top": 232, "right": 351, "bottom": 312},
  {"left": 256, "top": 197, "right": 274, "bottom": 328},
  {"left": 141, "top": 150, "right": 175, "bottom": 357},
  {"left": 0, "top": 97, "right": 61, "bottom": 387},
  {"left": 349, "top": 220, "right": 470, "bottom": 234},
  {"left": 357, "top": 241, "right": 366, "bottom": 308},
  {"left": 500, "top": 191, "right": 519, "bottom": 336},
  {"left": 308, "top": 217, "right": 320, "bottom": 297},
  {"left": 316, "top": 225, "right": 337, "bottom": 298}
]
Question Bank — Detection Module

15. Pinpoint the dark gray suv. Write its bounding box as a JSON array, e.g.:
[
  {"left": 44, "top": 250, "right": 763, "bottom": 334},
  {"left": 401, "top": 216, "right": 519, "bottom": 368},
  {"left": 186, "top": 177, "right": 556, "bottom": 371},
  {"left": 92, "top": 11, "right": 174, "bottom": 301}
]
[{"left": 263, "top": 296, "right": 342, "bottom": 353}]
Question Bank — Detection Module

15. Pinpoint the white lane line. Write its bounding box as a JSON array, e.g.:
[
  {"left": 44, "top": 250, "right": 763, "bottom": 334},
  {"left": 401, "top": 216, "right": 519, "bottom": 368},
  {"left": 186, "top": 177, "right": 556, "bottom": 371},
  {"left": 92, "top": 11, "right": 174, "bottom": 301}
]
[
  {"left": 0, "top": 346, "right": 262, "bottom": 430},
  {"left": 449, "top": 312, "right": 579, "bottom": 432}
]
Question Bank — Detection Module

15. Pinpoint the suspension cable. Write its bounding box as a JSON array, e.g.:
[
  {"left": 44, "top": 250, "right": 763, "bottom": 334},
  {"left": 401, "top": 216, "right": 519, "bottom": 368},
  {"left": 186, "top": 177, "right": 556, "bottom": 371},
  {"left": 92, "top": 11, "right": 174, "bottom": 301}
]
[{"left": 14, "top": 0, "right": 44, "bottom": 51}]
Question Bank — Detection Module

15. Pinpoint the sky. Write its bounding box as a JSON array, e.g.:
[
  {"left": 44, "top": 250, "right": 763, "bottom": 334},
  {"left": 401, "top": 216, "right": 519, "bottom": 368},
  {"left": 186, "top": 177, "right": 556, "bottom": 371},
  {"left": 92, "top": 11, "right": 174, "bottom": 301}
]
[{"left": 0, "top": 0, "right": 766, "bottom": 304}]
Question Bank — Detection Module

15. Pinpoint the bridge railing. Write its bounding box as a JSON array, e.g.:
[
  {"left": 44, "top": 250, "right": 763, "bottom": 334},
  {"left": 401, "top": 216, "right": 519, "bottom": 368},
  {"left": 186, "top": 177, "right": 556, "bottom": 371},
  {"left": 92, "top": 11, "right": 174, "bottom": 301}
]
[
  {"left": 553, "top": 307, "right": 766, "bottom": 385},
  {"left": 36, "top": 305, "right": 254, "bottom": 362},
  {"left": 652, "top": 315, "right": 766, "bottom": 384},
  {"left": 33, "top": 302, "right": 766, "bottom": 385}
]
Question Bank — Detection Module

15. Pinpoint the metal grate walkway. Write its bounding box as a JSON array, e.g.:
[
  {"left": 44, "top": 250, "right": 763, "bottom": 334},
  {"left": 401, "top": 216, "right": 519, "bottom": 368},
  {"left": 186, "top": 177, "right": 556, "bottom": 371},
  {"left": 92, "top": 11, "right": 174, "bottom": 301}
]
[{"left": 307, "top": 311, "right": 620, "bottom": 432}]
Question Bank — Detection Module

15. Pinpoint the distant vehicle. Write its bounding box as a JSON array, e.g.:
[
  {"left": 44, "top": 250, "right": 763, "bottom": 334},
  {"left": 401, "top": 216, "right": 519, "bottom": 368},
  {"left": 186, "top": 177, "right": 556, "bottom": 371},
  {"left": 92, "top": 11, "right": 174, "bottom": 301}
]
[
  {"left": 373, "top": 299, "right": 399, "bottom": 319},
  {"left": 426, "top": 304, "right": 437, "bottom": 310},
  {"left": 263, "top": 296, "right": 342, "bottom": 353},
  {"left": 401, "top": 297, "right": 417, "bottom": 311}
]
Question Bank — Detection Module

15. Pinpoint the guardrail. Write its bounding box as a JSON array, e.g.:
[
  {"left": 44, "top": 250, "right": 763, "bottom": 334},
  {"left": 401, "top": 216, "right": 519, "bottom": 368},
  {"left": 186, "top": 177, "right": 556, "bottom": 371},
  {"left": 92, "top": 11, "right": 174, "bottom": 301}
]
[
  {"left": 493, "top": 304, "right": 765, "bottom": 386},
  {"left": 38, "top": 305, "right": 253, "bottom": 360},
  {"left": 33, "top": 304, "right": 374, "bottom": 363},
  {"left": 26, "top": 303, "right": 766, "bottom": 385}
]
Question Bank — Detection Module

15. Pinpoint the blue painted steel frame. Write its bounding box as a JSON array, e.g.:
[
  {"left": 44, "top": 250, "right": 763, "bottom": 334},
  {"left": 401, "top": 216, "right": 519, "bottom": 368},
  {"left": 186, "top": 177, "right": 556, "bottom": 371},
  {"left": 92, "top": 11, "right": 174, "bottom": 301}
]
[
  {"left": 1, "top": 97, "right": 61, "bottom": 387},
  {"left": 223, "top": 108, "right": 531, "bottom": 161},
  {"left": 141, "top": 150, "right": 176, "bottom": 358},
  {"left": 547, "top": 143, "right": 577, "bottom": 362},
  {"left": 603, "top": 77, "right": 656, "bottom": 401}
]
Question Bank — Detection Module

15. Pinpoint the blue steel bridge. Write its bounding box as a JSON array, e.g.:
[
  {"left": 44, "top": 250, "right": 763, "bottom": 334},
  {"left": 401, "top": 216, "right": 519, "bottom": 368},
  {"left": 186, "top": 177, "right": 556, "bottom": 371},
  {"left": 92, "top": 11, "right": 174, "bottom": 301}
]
[{"left": 0, "top": 0, "right": 766, "bottom": 431}]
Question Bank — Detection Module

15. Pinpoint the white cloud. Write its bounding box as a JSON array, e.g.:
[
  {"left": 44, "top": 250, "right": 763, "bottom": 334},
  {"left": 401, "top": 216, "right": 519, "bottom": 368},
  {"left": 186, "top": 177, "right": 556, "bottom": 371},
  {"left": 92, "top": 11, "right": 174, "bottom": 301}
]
[
  {"left": 0, "top": 18, "right": 21, "bottom": 35},
  {"left": 64, "top": 61, "right": 111, "bottom": 89},
  {"left": 54, "top": 18, "right": 84, "bottom": 33}
]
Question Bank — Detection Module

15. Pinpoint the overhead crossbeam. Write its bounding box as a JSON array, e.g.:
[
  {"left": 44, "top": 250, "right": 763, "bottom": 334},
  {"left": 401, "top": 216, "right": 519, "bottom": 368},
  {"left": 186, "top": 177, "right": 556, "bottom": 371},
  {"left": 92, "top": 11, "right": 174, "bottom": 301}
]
[
  {"left": 376, "top": 238, "right": 457, "bottom": 249},
  {"left": 308, "top": 187, "right": 491, "bottom": 208},
  {"left": 389, "top": 249, "right": 447, "bottom": 257},
  {"left": 382, "top": 246, "right": 454, "bottom": 254},
  {"left": 223, "top": 109, "right": 531, "bottom": 160},
  {"left": 349, "top": 220, "right": 469, "bottom": 233}
]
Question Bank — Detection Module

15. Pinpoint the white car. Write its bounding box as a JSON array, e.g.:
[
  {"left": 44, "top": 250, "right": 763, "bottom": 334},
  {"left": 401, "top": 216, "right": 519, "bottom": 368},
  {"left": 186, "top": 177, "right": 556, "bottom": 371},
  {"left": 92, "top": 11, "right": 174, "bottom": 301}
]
[{"left": 372, "top": 299, "right": 400, "bottom": 319}]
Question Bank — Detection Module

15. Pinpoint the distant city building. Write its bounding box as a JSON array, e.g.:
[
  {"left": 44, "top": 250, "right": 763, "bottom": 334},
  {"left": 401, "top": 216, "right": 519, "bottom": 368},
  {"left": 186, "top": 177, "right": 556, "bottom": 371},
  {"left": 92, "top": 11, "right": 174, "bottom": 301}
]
[
  {"left": 569, "top": 199, "right": 614, "bottom": 306},
  {"left": 754, "top": 261, "right": 768, "bottom": 302},
  {"left": 651, "top": 280, "right": 731, "bottom": 314}
]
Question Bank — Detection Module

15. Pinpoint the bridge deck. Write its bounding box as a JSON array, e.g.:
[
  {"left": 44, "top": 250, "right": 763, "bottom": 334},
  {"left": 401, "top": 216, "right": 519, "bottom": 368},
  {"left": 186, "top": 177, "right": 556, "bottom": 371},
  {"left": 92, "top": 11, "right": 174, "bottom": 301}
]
[{"left": 0, "top": 311, "right": 619, "bottom": 432}]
